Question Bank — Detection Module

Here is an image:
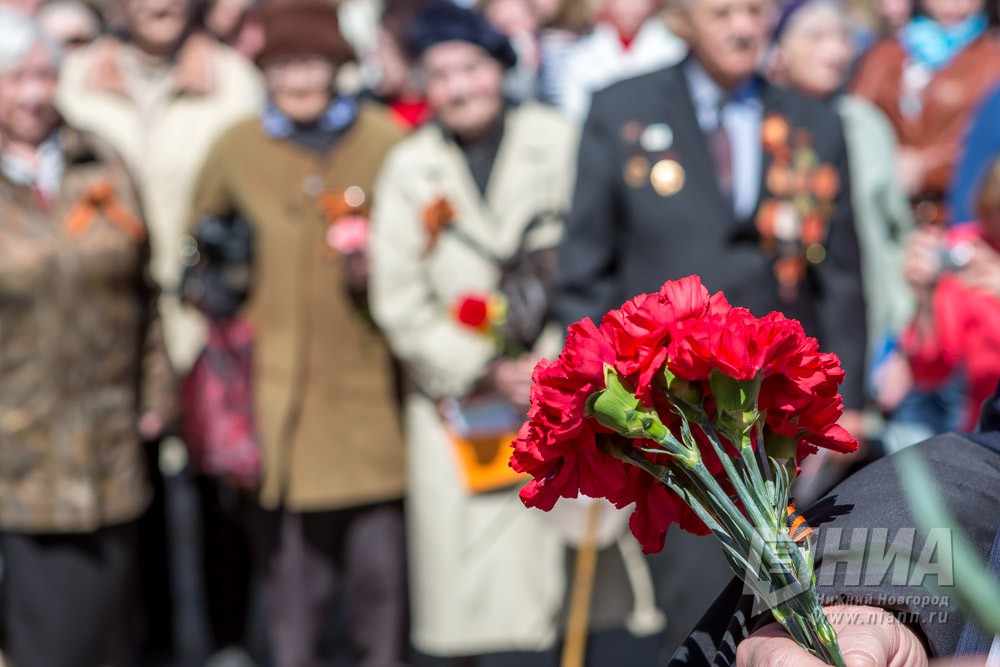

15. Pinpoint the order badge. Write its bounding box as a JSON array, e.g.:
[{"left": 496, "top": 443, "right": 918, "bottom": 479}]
[
  {"left": 641, "top": 123, "right": 673, "bottom": 153},
  {"left": 624, "top": 156, "right": 651, "bottom": 189},
  {"left": 650, "top": 159, "right": 685, "bottom": 197}
]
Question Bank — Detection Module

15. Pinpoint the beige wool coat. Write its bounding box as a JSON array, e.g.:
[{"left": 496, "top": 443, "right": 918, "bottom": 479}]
[
  {"left": 57, "top": 34, "right": 265, "bottom": 371},
  {"left": 371, "top": 103, "right": 582, "bottom": 655},
  {"left": 189, "top": 105, "right": 407, "bottom": 512}
]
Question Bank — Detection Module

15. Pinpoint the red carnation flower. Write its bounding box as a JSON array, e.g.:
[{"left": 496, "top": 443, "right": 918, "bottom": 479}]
[
  {"left": 624, "top": 474, "right": 681, "bottom": 554},
  {"left": 603, "top": 276, "right": 730, "bottom": 403},
  {"left": 606, "top": 458, "right": 712, "bottom": 554},
  {"left": 511, "top": 319, "right": 632, "bottom": 510},
  {"left": 455, "top": 294, "right": 490, "bottom": 330}
]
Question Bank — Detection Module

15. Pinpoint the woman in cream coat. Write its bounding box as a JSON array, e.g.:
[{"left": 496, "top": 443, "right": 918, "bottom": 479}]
[
  {"left": 371, "top": 10, "right": 570, "bottom": 658},
  {"left": 371, "top": 5, "right": 663, "bottom": 664}
]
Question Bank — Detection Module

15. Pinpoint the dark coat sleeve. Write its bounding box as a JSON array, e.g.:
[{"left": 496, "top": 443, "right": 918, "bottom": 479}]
[
  {"left": 814, "top": 113, "right": 867, "bottom": 410},
  {"left": 553, "top": 91, "right": 625, "bottom": 329},
  {"left": 668, "top": 433, "right": 1000, "bottom": 666}
]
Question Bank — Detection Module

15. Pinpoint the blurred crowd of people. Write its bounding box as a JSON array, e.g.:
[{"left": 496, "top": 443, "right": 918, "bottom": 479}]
[{"left": 0, "top": 0, "right": 999, "bottom": 664}]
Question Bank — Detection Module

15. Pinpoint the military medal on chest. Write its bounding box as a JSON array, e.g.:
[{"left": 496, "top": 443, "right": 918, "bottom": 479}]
[
  {"left": 620, "top": 120, "right": 686, "bottom": 197},
  {"left": 756, "top": 114, "right": 839, "bottom": 302}
]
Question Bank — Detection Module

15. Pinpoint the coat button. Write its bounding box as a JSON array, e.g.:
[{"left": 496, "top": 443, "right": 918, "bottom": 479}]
[
  {"left": 344, "top": 186, "right": 365, "bottom": 208},
  {"left": 303, "top": 175, "right": 325, "bottom": 198}
]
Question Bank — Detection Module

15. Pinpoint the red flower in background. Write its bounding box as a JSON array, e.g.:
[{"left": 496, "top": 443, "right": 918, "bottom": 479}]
[{"left": 455, "top": 294, "right": 491, "bottom": 330}]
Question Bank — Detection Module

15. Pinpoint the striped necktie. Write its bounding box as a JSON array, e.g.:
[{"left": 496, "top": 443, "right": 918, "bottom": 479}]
[{"left": 708, "top": 103, "right": 733, "bottom": 204}]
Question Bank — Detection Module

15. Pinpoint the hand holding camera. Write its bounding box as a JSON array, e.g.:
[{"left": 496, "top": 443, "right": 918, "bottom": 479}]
[
  {"left": 905, "top": 223, "right": 1000, "bottom": 301},
  {"left": 904, "top": 226, "right": 947, "bottom": 294},
  {"left": 957, "top": 239, "right": 1000, "bottom": 298}
]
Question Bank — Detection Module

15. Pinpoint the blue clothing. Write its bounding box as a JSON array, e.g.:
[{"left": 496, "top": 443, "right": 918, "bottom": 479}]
[
  {"left": 949, "top": 84, "right": 1000, "bottom": 225},
  {"left": 901, "top": 13, "right": 989, "bottom": 71},
  {"left": 260, "top": 97, "right": 359, "bottom": 152},
  {"left": 684, "top": 59, "right": 763, "bottom": 221},
  {"left": 891, "top": 370, "right": 966, "bottom": 435}
]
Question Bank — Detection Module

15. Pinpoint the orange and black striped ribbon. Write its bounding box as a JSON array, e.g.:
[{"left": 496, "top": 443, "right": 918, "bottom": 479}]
[{"left": 786, "top": 501, "right": 814, "bottom": 544}]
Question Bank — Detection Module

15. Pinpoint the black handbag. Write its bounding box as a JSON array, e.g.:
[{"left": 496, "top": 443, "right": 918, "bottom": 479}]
[
  {"left": 179, "top": 213, "right": 261, "bottom": 487},
  {"left": 180, "top": 213, "right": 254, "bottom": 317}
]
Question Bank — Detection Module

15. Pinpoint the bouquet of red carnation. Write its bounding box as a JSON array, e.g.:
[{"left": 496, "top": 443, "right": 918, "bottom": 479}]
[{"left": 510, "top": 275, "right": 857, "bottom": 666}]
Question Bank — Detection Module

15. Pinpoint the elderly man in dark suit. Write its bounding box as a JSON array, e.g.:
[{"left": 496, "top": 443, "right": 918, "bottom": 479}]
[
  {"left": 556, "top": 0, "right": 866, "bottom": 408},
  {"left": 554, "top": 0, "right": 868, "bottom": 654}
]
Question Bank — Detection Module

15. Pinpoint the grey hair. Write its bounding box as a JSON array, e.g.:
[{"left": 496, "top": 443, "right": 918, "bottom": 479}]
[
  {"left": 0, "top": 8, "right": 64, "bottom": 76},
  {"left": 38, "top": 1, "right": 101, "bottom": 39}
]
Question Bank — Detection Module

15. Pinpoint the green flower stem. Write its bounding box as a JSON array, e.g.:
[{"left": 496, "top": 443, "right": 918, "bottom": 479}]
[
  {"left": 592, "top": 368, "right": 845, "bottom": 666},
  {"left": 712, "top": 420, "right": 770, "bottom": 513},
  {"left": 623, "top": 451, "right": 762, "bottom": 582},
  {"left": 658, "top": 467, "right": 775, "bottom": 593},
  {"left": 741, "top": 439, "right": 769, "bottom": 503},
  {"left": 661, "top": 446, "right": 845, "bottom": 667},
  {"left": 704, "top": 419, "right": 784, "bottom": 532},
  {"left": 655, "top": 428, "right": 806, "bottom": 591},
  {"left": 775, "top": 597, "right": 847, "bottom": 667},
  {"left": 752, "top": 422, "right": 783, "bottom": 523},
  {"left": 642, "top": 419, "right": 701, "bottom": 467},
  {"left": 695, "top": 420, "right": 771, "bottom": 531},
  {"left": 677, "top": 455, "right": 773, "bottom": 562},
  {"left": 771, "top": 605, "right": 815, "bottom": 652}
]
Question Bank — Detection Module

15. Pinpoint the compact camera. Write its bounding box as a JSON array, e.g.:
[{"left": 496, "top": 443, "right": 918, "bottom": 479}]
[{"left": 938, "top": 241, "right": 975, "bottom": 272}]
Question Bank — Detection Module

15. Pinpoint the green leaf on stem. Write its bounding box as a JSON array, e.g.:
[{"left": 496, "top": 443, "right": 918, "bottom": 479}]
[
  {"left": 710, "top": 369, "right": 763, "bottom": 434},
  {"left": 763, "top": 432, "right": 800, "bottom": 487},
  {"left": 586, "top": 364, "right": 670, "bottom": 441},
  {"left": 662, "top": 367, "right": 708, "bottom": 420}
]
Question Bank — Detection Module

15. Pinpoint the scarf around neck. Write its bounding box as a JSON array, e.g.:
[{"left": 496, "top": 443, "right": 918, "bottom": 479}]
[
  {"left": 901, "top": 13, "right": 988, "bottom": 70},
  {"left": 260, "top": 97, "right": 359, "bottom": 154}
]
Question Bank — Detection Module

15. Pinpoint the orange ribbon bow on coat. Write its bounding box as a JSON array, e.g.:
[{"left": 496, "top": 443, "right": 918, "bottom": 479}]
[{"left": 62, "top": 179, "right": 146, "bottom": 242}]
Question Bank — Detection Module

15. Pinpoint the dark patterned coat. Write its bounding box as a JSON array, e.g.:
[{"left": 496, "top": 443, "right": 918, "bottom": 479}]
[{"left": 0, "top": 127, "right": 175, "bottom": 533}]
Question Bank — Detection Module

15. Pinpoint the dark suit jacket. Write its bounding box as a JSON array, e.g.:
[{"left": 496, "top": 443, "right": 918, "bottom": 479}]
[
  {"left": 555, "top": 64, "right": 867, "bottom": 408},
  {"left": 667, "top": 431, "right": 1000, "bottom": 665}
]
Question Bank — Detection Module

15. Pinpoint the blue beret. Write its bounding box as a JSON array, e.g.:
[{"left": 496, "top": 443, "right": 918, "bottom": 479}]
[
  {"left": 773, "top": 0, "right": 844, "bottom": 41},
  {"left": 407, "top": 3, "right": 518, "bottom": 69}
]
